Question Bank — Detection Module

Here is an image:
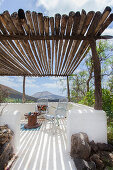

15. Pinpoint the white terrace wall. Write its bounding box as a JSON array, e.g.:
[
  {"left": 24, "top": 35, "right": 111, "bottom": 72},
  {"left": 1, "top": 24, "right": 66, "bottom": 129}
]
[
  {"left": 0, "top": 103, "right": 37, "bottom": 153},
  {"left": 0, "top": 102, "right": 58, "bottom": 153},
  {"left": 67, "top": 103, "right": 107, "bottom": 153},
  {"left": 0, "top": 102, "right": 58, "bottom": 119},
  {"left": 0, "top": 108, "right": 20, "bottom": 153},
  {"left": 0, "top": 102, "right": 107, "bottom": 153}
]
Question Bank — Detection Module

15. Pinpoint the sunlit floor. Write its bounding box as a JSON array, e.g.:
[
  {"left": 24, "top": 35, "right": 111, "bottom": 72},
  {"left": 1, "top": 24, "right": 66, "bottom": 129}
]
[{"left": 11, "top": 119, "right": 76, "bottom": 170}]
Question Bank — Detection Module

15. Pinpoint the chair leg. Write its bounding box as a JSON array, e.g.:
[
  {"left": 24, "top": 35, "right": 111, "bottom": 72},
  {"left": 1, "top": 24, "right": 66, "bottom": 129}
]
[
  {"left": 44, "top": 119, "right": 47, "bottom": 130},
  {"left": 43, "top": 118, "right": 58, "bottom": 134},
  {"left": 56, "top": 118, "right": 59, "bottom": 126},
  {"left": 52, "top": 119, "right": 56, "bottom": 134}
]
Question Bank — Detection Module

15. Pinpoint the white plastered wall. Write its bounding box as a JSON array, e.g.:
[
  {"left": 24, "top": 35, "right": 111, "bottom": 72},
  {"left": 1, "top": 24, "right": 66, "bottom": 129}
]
[
  {"left": 0, "top": 107, "right": 21, "bottom": 153},
  {"left": 0, "top": 102, "right": 58, "bottom": 120},
  {"left": 67, "top": 103, "right": 107, "bottom": 153},
  {"left": 0, "top": 102, "right": 58, "bottom": 153},
  {"left": 0, "top": 102, "right": 107, "bottom": 154}
]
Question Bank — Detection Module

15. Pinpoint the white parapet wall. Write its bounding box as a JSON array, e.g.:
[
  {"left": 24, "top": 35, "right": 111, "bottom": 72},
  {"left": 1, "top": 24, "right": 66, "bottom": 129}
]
[
  {"left": 67, "top": 103, "right": 107, "bottom": 153},
  {"left": 0, "top": 102, "right": 58, "bottom": 153},
  {"left": 1, "top": 103, "right": 36, "bottom": 120},
  {"left": 0, "top": 102, "right": 58, "bottom": 120},
  {"left": 0, "top": 103, "right": 37, "bottom": 153},
  {"left": 0, "top": 105, "right": 21, "bottom": 153},
  {"left": 0, "top": 102, "right": 107, "bottom": 155}
]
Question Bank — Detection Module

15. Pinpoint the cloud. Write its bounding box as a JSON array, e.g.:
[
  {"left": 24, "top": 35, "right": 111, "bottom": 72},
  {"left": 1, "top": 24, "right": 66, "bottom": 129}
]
[
  {"left": 49, "top": 76, "right": 67, "bottom": 82},
  {"left": 42, "top": 82, "right": 58, "bottom": 89},
  {"left": 36, "top": 0, "right": 59, "bottom": 11},
  {"left": 0, "top": 76, "right": 39, "bottom": 93},
  {"left": 42, "top": 80, "right": 66, "bottom": 89},
  {"left": 36, "top": 0, "right": 113, "bottom": 16},
  {"left": 102, "top": 28, "right": 113, "bottom": 45},
  {"left": 102, "top": 28, "right": 113, "bottom": 36},
  {"left": 39, "top": 78, "right": 67, "bottom": 95},
  {"left": 0, "top": 76, "right": 67, "bottom": 96},
  {"left": 49, "top": 77, "right": 60, "bottom": 81},
  {"left": 0, "top": 0, "right": 4, "bottom": 6},
  {"left": 0, "top": 76, "right": 22, "bottom": 89}
]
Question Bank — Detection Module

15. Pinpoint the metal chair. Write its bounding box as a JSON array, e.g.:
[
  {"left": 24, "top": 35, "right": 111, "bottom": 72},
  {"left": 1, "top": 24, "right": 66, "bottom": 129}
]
[
  {"left": 55, "top": 100, "right": 68, "bottom": 126},
  {"left": 57, "top": 98, "right": 68, "bottom": 111},
  {"left": 35, "top": 98, "right": 49, "bottom": 120},
  {"left": 44, "top": 99, "right": 68, "bottom": 132}
]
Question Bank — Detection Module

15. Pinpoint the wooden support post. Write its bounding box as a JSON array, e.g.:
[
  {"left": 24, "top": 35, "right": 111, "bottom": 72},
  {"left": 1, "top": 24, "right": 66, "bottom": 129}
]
[
  {"left": 67, "top": 76, "right": 70, "bottom": 102},
  {"left": 22, "top": 76, "right": 26, "bottom": 103},
  {"left": 89, "top": 39, "right": 102, "bottom": 110}
]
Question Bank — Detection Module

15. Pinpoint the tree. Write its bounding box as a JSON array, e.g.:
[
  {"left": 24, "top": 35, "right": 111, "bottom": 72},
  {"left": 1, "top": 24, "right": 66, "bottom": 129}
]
[
  {"left": 85, "top": 40, "right": 113, "bottom": 92},
  {"left": 108, "top": 75, "right": 113, "bottom": 92},
  {"left": 60, "top": 40, "right": 113, "bottom": 104},
  {"left": 70, "top": 71, "right": 88, "bottom": 102}
]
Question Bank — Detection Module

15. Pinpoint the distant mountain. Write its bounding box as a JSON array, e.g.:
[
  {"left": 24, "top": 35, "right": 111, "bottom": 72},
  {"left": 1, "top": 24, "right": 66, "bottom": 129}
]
[
  {"left": 0, "top": 84, "right": 37, "bottom": 102},
  {"left": 32, "top": 91, "right": 65, "bottom": 101},
  {"left": 0, "top": 84, "right": 65, "bottom": 102}
]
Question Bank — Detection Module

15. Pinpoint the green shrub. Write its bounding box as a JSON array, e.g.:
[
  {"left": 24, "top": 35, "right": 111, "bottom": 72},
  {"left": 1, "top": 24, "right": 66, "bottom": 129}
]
[
  {"left": 102, "top": 89, "right": 113, "bottom": 120},
  {"left": 79, "top": 89, "right": 113, "bottom": 120},
  {"left": 79, "top": 90, "right": 94, "bottom": 106},
  {"left": 4, "top": 97, "right": 35, "bottom": 103},
  {"left": 5, "top": 98, "right": 22, "bottom": 103},
  {"left": 107, "top": 121, "right": 113, "bottom": 145},
  {"left": 26, "top": 100, "right": 35, "bottom": 103}
]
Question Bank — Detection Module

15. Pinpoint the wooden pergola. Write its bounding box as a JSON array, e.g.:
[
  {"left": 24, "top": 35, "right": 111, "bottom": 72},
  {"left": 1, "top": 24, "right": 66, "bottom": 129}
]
[{"left": 0, "top": 7, "right": 113, "bottom": 109}]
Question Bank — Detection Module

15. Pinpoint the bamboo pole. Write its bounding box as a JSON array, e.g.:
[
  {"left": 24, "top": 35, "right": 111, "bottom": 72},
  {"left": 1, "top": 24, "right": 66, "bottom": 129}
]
[
  {"left": 38, "top": 13, "right": 48, "bottom": 74},
  {"left": 61, "top": 12, "right": 81, "bottom": 74},
  {"left": 22, "top": 76, "right": 26, "bottom": 103},
  {"left": 68, "top": 8, "right": 113, "bottom": 75},
  {"left": 58, "top": 12, "right": 75, "bottom": 74},
  {"left": 44, "top": 16, "right": 51, "bottom": 74},
  {"left": 0, "top": 7, "right": 112, "bottom": 77},
  {"left": 57, "top": 14, "right": 68, "bottom": 74},
  {"left": 89, "top": 39, "right": 102, "bottom": 110},
  {"left": 55, "top": 13, "right": 61, "bottom": 74},
  {"left": 63, "top": 9, "right": 87, "bottom": 74},
  {"left": 0, "top": 12, "right": 33, "bottom": 74},
  {"left": 50, "top": 17, "right": 54, "bottom": 74},
  {"left": 68, "top": 11, "right": 101, "bottom": 75},
  {"left": 67, "top": 76, "right": 70, "bottom": 102},
  {"left": 11, "top": 12, "right": 37, "bottom": 74}
]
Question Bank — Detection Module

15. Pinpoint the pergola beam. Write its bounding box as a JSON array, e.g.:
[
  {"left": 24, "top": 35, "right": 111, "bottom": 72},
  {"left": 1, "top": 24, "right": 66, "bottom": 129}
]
[
  {"left": 0, "top": 35, "right": 112, "bottom": 41},
  {"left": 67, "top": 76, "right": 70, "bottom": 102},
  {"left": 22, "top": 76, "right": 26, "bottom": 103},
  {"left": 0, "top": 74, "right": 70, "bottom": 77},
  {"left": 0, "top": 7, "right": 112, "bottom": 109},
  {"left": 89, "top": 39, "right": 102, "bottom": 110}
]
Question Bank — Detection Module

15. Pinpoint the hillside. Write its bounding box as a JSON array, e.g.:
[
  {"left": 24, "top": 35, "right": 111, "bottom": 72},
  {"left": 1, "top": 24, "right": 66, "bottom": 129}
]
[
  {"left": 0, "top": 84, "right": 37, "bottom": 102},
  {"left": 0, "top": 84, "right": 65, "bottom": 102},
  {"left": 32, "top": 91, "right": 65, "bottom": 101}
]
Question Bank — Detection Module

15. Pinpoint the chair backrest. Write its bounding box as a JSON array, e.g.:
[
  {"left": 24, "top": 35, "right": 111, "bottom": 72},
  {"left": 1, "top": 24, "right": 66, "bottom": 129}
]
[
  {"left": 57, "top": 98, "right": 68, "bottom": 110},
  {"left": 55, "top": 106, "right": 67, "bottom": 117},
  {"left": 55, "top": 99, "right": 68, "bottom": 117},
  {"left": 36, "top": 98, "right": 48, "bottom": 113},
  {"left": 37, "top": 98, "right": 48, "bottom": 106},
  {"left": 59, "top": 98, "right": 68, "bottom": 103}
]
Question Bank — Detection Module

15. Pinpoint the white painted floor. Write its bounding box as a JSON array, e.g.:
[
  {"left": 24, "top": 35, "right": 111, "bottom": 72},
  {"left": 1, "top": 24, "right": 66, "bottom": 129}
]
[{"left": 11, "top": 119, "right": 76, "bottom": 170}]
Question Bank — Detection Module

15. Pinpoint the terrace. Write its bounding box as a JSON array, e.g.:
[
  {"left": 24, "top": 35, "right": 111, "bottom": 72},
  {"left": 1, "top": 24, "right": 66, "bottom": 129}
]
[
  {"left": 0, "top": 102, "right": 107, "bottom": 169},
  {"left": 0, "top": 6, "right": 113, "bottom": 170}
]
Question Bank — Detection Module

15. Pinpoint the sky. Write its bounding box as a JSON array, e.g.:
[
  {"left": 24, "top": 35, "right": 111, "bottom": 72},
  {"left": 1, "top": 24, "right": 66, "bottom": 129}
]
[{"left": 0, "top": 0, "right": 113, "bottom": 97}]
